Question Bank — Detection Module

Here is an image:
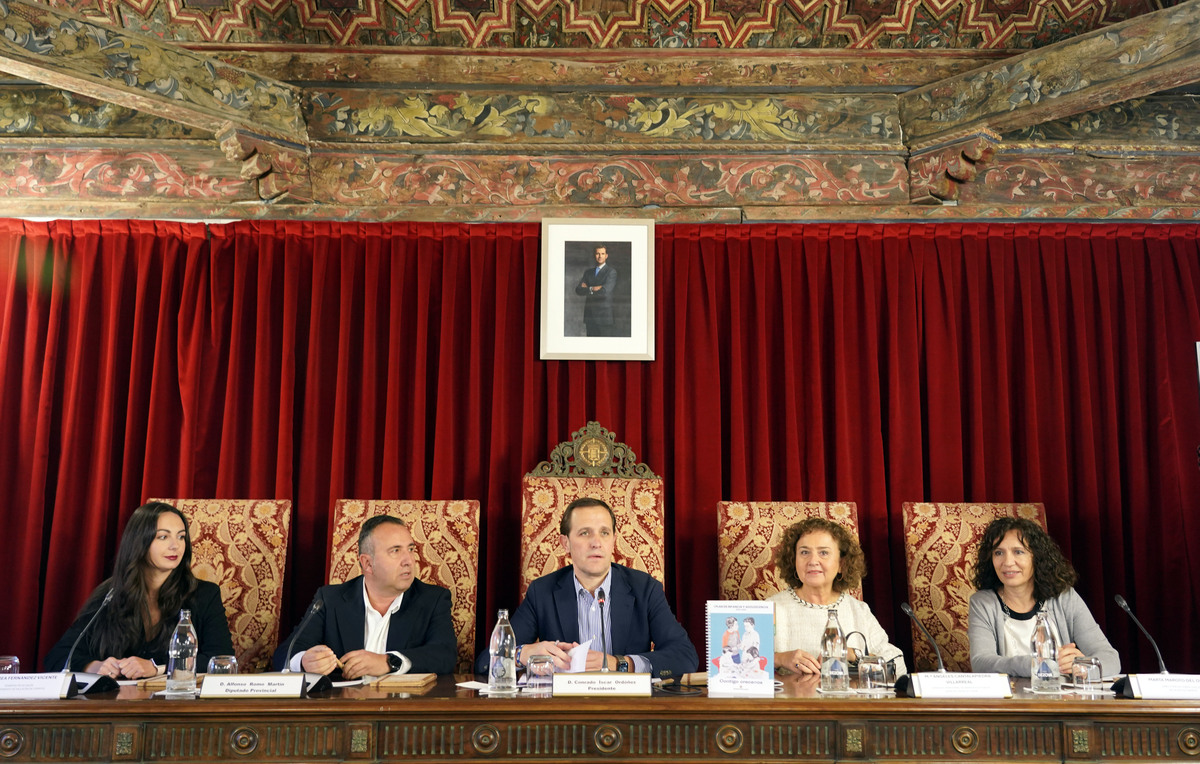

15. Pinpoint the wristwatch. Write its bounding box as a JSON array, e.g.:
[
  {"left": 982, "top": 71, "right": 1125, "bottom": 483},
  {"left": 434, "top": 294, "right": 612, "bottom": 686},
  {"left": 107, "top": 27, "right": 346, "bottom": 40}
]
[
  {"left": 386, "top": 653, "right": 403, "bottom": 673},
  {"left": 615, "top": 655, "right": 630, "bottom": 672}
]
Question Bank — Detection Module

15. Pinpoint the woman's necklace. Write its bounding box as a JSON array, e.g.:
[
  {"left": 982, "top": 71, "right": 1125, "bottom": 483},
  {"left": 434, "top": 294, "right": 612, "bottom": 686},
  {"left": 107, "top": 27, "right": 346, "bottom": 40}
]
[
  {"left": 788, "top": 588, "right": 844, "bottom": 609},
  {"left": 996, "top": 590, "right": 1040, "bottom": 620}
]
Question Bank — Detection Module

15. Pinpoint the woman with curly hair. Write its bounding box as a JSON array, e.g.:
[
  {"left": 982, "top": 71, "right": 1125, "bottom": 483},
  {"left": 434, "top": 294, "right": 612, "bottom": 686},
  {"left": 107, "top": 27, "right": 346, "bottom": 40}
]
[
  {"left": 767, "top": 517, "right": 906, "bottom": 675},
  {"left": 44, "top": 502, "right": 232, "bottom": 679},
  {"left": 968, "top": 516, "right": 1119, "bottom": 677}
]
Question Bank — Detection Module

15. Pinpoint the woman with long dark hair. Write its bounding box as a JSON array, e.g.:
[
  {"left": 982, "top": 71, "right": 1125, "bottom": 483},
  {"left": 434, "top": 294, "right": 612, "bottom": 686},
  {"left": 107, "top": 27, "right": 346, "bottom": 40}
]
[
  {"left": 968, "top": 516, "right": 1119, "bottom": 677},
  {"left": 44, "top": 502, "right": 232, "bottom": 679}
]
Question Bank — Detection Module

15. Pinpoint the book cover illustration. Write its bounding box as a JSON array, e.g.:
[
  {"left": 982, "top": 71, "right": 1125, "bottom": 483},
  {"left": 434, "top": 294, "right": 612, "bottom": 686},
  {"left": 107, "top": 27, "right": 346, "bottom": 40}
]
[{"left": 706, "top": 600, "right": 775, "bottom": 697}]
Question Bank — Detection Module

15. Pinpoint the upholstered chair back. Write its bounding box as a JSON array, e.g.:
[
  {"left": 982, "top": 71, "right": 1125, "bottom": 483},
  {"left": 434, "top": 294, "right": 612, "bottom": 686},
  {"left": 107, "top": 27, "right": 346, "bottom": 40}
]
[
  {"left": 901, "top": 502, "right": 1048, "bottom": 672},
  {"left": 329, "top": 499, "right": 480, "bottom": 674},
  {"left": 717, "top": 501, "right": 862, "bottom": 602},
  {"left": 159, "top": 498, "right": 292, "bottom": 673}
]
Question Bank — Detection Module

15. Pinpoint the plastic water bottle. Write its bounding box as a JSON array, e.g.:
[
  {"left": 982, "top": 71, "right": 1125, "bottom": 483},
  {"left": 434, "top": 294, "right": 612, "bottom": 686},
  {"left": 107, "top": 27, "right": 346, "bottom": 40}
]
[
  {"left": 1030, "top": 611, "right": 1060, "bottom": 692},
  {"left": 165, "top": 609, "right": 198, "bottom": 696},
  {"left": 488, "top": 609, "right": 517, "bottom": 694},
  {"left": 820, "top": 608, "right": 849, "bottom": 692}
]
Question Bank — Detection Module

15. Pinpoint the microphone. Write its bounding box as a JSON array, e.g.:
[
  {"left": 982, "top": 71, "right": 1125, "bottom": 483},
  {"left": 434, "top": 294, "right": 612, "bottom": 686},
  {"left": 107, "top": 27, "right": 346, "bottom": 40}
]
[
  {"left": 596, "top": 587, "right": 610, "bottom": 673},
  {"left": 282, "top": 594, "right": 325, "bottom": 673},
  {"left": 60, "top": 589, "right": 119, "bottom": 695},
  {"left": 62, "top": 590, "right": 114, "bottom": 673},
  {"left": 1115, "top": 594, "right": 1168, "bottom": 674},
  {"left": 901, "top": 602, "right": 946, "bottom": 673}
]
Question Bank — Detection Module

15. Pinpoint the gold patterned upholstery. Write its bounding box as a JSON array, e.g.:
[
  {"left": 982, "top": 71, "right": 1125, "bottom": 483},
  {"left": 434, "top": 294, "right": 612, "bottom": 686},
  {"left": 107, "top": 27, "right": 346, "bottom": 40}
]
[
  {"left": 717, "top": 502, "right": 862, "bottom": 602},
  {"left": 328, "top": 499, "right": 480, "bottom": 674},
  {"left": 901, "top": 502, "right": 1048, "bottom": 672},
  {"left": 157, "top": 498, "right": 292, "bottom": 673},
  {"left": 520, "top": 422, "right": 665, "bottom": 598}
]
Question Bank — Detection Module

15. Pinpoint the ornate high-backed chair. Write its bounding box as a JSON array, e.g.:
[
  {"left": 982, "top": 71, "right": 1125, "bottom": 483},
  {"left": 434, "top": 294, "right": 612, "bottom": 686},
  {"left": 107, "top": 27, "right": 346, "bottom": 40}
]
[
  {"left": 902, "top": 502, "right": 1048, "bottom": 672},
  {"left": 717, "top": 502, "right": 862, "bottom": 602},
  {"left": 520, "top": 422, "right": 665, "bottom": 598},
  {"left": 328, "top": 499, "right": 480, "bottom": 674},
  {"left": 157, "top": 498, "right": 292, "bottom": 673}
]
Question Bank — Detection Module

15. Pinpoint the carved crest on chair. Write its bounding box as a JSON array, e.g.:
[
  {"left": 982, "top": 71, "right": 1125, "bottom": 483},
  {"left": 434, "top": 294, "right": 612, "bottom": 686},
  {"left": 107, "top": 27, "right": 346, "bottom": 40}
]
[{"left": 528, "top": 421, "right": 659, "bottom": 479}]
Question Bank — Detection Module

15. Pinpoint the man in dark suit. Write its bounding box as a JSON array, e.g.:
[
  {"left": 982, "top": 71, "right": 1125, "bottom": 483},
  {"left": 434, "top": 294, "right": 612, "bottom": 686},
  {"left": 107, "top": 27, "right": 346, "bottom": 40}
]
[
  {"left": 574, "top": 245, "right": 619, "bottom": 336},
  {"left": 274, "top": 515, "right": 456, "bottom": 677},
  {"left": 475, "top": 497, "right": 697, "bottom": 678}
]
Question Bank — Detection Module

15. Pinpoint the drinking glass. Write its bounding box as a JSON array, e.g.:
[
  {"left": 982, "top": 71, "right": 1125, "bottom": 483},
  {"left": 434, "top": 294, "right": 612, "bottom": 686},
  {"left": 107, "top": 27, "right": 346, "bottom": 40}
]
[
  {"left": 206, "top": 655, "right": 239, "bottom": 675},
  {"left": 525, "top": 654, "right": 554, "bottom": 694},
  {"left": 1071, "top": 656, "right": 1104, "bottom": 694},
  {"left": 856, "top": 654, "right": 887, "bottom": 693},
  {"left": 883, "top": 657, "right": 899, "bottom": 685},
  {"left": 0, "top": 656, "right": 19, "bottom": 674}
]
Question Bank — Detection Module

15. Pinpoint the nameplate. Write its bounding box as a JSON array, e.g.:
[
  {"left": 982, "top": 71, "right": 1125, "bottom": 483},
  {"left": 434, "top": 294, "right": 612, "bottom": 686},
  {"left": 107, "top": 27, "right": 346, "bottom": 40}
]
[
  {"left": 1125, "top": 674, "right": 1200, "bottom": 700},
  {"left": 909, "top": 672, "right": 1011, "bottom": 698},
  {"left": 552, "top": 672, "right": 652, "bottom": 696},
  {"left": 0, "top": 673, "right": 75, "bottom": 700},
  {"left": 200, "top": 674, "right": 307, "bottom": 698}
]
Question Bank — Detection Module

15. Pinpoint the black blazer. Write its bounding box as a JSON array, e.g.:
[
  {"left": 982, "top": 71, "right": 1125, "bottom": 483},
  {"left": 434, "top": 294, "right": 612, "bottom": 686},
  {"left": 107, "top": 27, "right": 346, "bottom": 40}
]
[
  {"left": 44, "top": 580, "right": 233, "bottom": 672},
  {"left": 273, "top": 576, "right": 456, "bottom": 674},
  {"left": 475, "top": 563, "right": 698, "bottom": 678},
  {"left": 575, "top": 264, "right": 618, "bottom": 328}
]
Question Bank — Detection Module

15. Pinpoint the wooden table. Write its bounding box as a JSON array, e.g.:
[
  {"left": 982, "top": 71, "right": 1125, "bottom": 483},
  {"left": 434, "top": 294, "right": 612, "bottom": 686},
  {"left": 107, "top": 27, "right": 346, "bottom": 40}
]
[{"left": 1, "top": 673, "right": 1198, "bottom": 763}]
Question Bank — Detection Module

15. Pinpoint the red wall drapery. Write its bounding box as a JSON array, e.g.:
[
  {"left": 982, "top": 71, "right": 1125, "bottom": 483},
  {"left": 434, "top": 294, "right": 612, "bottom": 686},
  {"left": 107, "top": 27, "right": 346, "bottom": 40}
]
[{"left": 3, "top": 219, "right": 1198, "bottom": 673}]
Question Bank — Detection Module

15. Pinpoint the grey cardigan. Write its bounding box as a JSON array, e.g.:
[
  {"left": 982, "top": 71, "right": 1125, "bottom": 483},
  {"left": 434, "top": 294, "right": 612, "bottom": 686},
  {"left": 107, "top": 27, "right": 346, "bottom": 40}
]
[{"left": 968, "top": 587, "right": 1121, "bottom": 677}]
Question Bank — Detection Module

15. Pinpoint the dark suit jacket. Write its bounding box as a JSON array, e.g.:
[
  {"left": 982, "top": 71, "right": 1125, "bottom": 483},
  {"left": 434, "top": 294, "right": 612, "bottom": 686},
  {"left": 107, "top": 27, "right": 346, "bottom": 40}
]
[
  {"left": 574, "top": 264, "right": 618, "bottom": 330},
  {"left": 474, "top": 564, "right": 697, "bottom": 677},
  {"left": 44, "top": 580, "right": 233, "bottom": 672},
  {"left": 273, "top": 576, "right": 456, "bottom": 674}
]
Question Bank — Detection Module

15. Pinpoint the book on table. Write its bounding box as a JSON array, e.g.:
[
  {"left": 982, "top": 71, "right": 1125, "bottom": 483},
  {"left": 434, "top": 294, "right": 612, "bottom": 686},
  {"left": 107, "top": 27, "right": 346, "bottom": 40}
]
[{"left": 706, "top": 600, "right": 775, "bottom": 697}]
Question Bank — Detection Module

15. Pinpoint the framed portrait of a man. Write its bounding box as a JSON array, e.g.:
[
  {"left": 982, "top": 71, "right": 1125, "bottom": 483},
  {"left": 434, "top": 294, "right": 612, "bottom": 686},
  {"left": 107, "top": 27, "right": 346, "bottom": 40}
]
[{"left": 539, "top": 218, "right": 655, "bottom": 361}]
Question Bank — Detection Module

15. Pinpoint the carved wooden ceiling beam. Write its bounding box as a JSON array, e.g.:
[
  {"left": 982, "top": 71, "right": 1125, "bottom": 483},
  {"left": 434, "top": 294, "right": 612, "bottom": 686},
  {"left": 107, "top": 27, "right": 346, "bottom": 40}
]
[
  {"left": 216, "top": 49, "right": 1004, "bottom": 89},
  {"left": 0, "top": 0, "right": 307, "bottom": 144},
  {"left": 900, "top": 0, "right": 1200, "bottom": 151},
  {"left": 0, "top": 0, "right": 311, "bottom": 203},
  {"left": 218, "top": 127, "right": 311, "bottom": 203},
  {"left": 0, "top": 0, "right": 1195, "bottom": 219},
  {"left": 909, "top": 131, "right": 1000, "bottom": 204}
]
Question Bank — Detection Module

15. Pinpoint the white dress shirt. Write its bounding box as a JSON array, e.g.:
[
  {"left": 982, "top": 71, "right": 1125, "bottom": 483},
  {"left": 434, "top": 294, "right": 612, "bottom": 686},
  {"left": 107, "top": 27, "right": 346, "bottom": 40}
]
[{"left": 289, "top": 582, "right": 411, "bottom": 677}]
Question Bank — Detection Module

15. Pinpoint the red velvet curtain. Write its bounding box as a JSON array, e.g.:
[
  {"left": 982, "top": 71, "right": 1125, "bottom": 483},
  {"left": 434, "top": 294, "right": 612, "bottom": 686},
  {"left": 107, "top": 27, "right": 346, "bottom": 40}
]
[{"left": 3, "top": 219, "right": 1198, "bottom": 673}]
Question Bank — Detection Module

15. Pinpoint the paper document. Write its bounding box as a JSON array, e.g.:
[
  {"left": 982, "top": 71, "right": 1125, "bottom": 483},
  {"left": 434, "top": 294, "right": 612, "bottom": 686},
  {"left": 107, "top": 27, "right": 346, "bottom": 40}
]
[{"left": 567, "top": 639, "right": 593, "bottom": 672}]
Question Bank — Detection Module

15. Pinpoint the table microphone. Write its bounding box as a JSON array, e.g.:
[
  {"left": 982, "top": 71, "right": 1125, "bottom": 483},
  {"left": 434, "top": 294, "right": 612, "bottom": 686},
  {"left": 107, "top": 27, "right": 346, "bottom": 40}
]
[
  {"left": 61, "top": 589, "right": 119, "bottom": 695},
  {"left": 901, "top": 602, "right": 946, "bottom": 672},
  {"left": 281, "top": 594, "right": 331, "bottom": 694},
  {"left": 596, "top": 587, "right": 610, "bottom": 672},
  {"left": 1114, "top": 594, "right": 1168, "bottom": 674},
  {"left": 282, "top": 595, "right": 325, "bottom": 672},
  {"left": 894, "top": 602, "right": 945, "bottom": 697}
]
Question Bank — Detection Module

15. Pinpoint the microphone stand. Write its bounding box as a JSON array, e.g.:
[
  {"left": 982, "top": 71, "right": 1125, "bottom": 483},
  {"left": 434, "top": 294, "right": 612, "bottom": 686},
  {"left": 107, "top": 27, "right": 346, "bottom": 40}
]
[
  {"left": 900, "top": 602, "right": 947, "bottom": 672},
  {"left": 1115, "top": 595, "right": 1168, "bottom": 674},
  {"left": 281, "top": 595, "right": 331, "bottom": 694},
  {"left": 893, "top": 603, "right": 946, "bottom": 698},
  {"left": 596, "top": 588, "right": 610, "bottom": 672},
  {"left": 61, "top": 590, "right": 119, "bottom": 695}
]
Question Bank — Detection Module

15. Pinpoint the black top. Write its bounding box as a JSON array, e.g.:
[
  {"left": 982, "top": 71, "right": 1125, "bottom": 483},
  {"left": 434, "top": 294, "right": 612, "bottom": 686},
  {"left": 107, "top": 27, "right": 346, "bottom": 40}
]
[{"left": 44, "top": 580, "right": 233, "bottom": 672}]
